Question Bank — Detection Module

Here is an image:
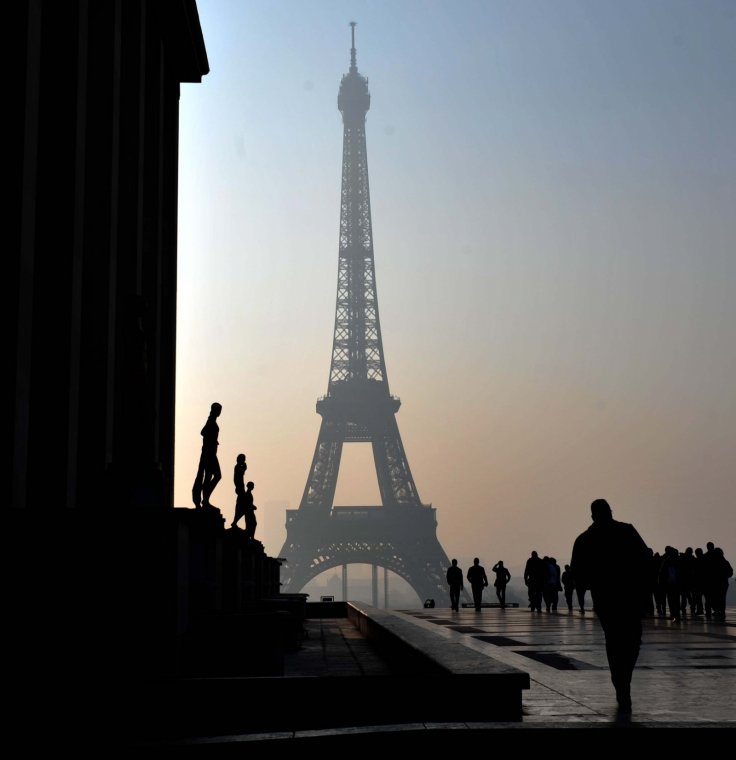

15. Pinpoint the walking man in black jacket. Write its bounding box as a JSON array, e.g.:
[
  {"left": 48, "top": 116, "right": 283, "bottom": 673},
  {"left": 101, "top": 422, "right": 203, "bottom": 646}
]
[{"left": 571, "top": 499, "right": 650, "bottom": 714}]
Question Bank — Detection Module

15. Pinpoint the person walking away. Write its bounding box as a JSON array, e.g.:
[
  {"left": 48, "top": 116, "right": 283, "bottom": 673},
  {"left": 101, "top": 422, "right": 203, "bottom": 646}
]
[
  {"left": 571, "top": 499, "right": 651, "bottom": 714},
  {"left": 561, "top": 564, "right": 575, "bottom": 612},
  {"left": 711, "top": 547, "right": 733, "bottom": 621},
  {"left": 658, "top": 546, "right": 682, "bottom": 622},
  {"left": 466, "top": 558, "right": 488, "bottom": 612},
  {"left": 446, "top": 559, "right": 464, "bottom": 611},
  {"left": 524, "top": 551, "right": 545, "bottom": 613}
]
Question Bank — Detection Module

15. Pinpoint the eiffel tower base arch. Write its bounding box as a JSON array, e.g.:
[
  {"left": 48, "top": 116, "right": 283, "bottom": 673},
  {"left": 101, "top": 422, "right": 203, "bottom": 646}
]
[{"left": 279, "top": 507, "right": 466, "bottom": 607}]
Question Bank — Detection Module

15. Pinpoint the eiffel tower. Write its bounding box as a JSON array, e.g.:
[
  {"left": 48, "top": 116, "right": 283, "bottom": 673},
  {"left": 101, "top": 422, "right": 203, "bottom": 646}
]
[{"left": 279, "top": 25, "right": 460, "bottom": 606}]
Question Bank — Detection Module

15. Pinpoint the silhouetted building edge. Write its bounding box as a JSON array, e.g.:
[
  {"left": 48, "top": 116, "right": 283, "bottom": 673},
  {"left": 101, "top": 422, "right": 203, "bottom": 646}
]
[{"left": 9, "top": 1, "right": 209, "bottom": 746}]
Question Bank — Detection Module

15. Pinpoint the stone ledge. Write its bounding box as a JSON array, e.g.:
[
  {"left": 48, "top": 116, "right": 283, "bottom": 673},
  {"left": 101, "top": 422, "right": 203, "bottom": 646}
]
[
  {"left": 129, "top": 602, "right": 531, "bottom": 743},
  {"left": 349, "top": 602, "right": 531, "bottom": 678},
  {"left": 347, "top": 602, "right": 530, "bottom": 721}
]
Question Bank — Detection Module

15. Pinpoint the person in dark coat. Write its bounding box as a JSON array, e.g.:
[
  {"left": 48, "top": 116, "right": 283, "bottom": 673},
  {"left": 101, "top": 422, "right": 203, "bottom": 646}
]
[
  {"left": 524, "top": 550, "right": 545, "bottom": 613},
  {"left": 711, "top": 547, "right": 733, "bottom": 621},
  {"left": 658, "top": 546, "right": 682, "bottom": 622},
  {"left": 571, "top": 499, "right": 650, "bottom": 714},
  {"left": 446, "top": 559, "right": 464, "bottom": 611},
  {"left": 543, "top": 557, "right": 562, "bottom": 612},
  {"left": 703, "top": 541, "right": 718, "bottom": 618},
  {"left": 491, "top": 561, "right": 511, "bottom": 609},
  {"left": 466, "top": 558, "right": 488, "bottom": 612},
  {"left": 652, "top": 550, "right": 666, "bottom": 617},
  {"left": 692, "top": 547, "right": 706, "bottom": 616},
  {"left": 561, "top": 564, "right": 575, "bottom": 612}
]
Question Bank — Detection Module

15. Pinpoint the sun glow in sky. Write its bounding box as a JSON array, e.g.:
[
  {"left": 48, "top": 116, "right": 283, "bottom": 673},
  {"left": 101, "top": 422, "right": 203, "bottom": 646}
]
[{"left": 176, "top": 0, "right": 735, "bottom": 598}]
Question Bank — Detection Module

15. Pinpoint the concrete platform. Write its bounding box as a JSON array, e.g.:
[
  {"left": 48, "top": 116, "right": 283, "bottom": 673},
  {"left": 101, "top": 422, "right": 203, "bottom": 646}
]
[{"left": 132, "top": 603, "right": 735, "bottom": 748}]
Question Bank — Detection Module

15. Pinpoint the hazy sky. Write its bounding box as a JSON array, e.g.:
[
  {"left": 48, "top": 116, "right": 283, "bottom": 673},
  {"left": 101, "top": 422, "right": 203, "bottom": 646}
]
[{"left": 176, "top": 0, "right": 735, "bottom": 597}]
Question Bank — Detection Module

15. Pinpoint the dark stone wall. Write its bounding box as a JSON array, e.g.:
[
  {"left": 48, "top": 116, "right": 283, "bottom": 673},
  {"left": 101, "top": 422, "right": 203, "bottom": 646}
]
[
  {"left": 8, "top": 1, "right": 209, "bottom": 745},
  {"left": 12, "top": 0, "right": 207, "bottom": 519},
  {"left": 10, "top": 8, "right": 287, "bottom": 747}
]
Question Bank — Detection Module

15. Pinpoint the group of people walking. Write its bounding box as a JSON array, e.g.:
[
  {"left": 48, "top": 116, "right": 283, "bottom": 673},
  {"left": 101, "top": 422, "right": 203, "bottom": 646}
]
[
  {"left": 447, "top": 552, "right": 589, "bottom": 614},
  {"left": 449, "top": 543, "right": 732, "bottom": 622},
  {"left": 446, "top": 557, "right": 512, "bottom": 611},
  {"left": 523, "top": 552, "right": 570, "bottom": 613},
  {"left": 650, "top": 543, "right": 732, "bottom": 622},
  {"left": 522, "top": 541, "right": 733, "bottom": 622}
]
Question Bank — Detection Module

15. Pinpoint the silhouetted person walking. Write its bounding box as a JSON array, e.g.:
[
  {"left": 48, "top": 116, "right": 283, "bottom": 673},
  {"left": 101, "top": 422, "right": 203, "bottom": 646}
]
[
  {"left": 543, "top": 556, "right": 562, "bottom": 612},
  {"left": 230, "top": 454, "right": 248, "bottom": 529},
  {"left": 524, "top": 550, "right": 545, "bottom": 612},
  {"left": 692, "top": 547, "right": 706, "bottom": 616},
  {"left": 467, "top": 558, "right": 488, "bottom": 611},
  {"left": 644, "top": 547, "right": 656, "bottom": 616},
  {"left": 446, "top": 559, "right": 464, "bottom": 611},
  {"left": 192, "top": 402, "right": 222, "bottom": 509},
  {"left": 571, "top": 499, "right": 650, "bottom": 714},
  {"left": 679, "top": 547, "right": 696, "bottom": 617},
  {"left": 711, "top": 547, "right": 733, "bottom": 621},
  {"left": 561, "top": 564, "right": 575, "bottom": 612},
  {"left": 492, "top": 561, "right": 511, "bottom": 609},
  {"left": 703, "top": 541, "right": 717, "bottom": 618},
  {"left": 652, "top": 550, "right": 666, "bottom": 617},
  {"left": 658, "top": 546, "right": 681, "bottom": 622}
]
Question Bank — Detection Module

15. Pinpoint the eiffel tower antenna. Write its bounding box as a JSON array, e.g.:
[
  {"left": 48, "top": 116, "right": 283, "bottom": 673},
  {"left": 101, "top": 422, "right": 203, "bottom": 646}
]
[
  {"left": 279, "top": 26, "right": 460, "bottom": 607},
  {"left": 349, "top": 21, "right": 357, "bottom": 72}
]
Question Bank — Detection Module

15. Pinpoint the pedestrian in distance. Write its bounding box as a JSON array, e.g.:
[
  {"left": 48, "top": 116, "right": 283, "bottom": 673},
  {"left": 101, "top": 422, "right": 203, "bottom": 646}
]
[
  {"left": 492, "top": 560, "right": 511, "bottom": 609},
  {"left": 467, "top": 557, "right": 489, "bottom": 612},
  {"left": 446, "top": 559, "right": 464, "bottom": 611}
]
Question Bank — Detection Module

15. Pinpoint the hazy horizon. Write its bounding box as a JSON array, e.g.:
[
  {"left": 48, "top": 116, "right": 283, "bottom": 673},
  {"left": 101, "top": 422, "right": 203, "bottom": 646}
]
[{"left": 175, "top": 0, "right": 735, "bottom": 604}]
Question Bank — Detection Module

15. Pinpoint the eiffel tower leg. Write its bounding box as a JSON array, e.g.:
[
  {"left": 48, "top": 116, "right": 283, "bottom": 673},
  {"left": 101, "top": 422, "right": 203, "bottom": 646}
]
[
  {"left": 299, "top": 418, "right": 345, "bottom": 511},
  {"left": 372, "top": 416, "right": 421, "bottom": 507}
]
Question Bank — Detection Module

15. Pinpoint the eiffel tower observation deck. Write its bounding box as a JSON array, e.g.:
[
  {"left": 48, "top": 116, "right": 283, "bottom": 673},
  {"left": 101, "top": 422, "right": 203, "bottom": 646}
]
[{"left": 279, "top": 24, "right": 457, "bottom": 605}]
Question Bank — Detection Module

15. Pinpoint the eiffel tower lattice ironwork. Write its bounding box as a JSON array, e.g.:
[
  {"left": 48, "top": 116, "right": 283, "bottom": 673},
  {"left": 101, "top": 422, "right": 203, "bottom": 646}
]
[{"left": 279, "top": 25, "right": 460, "bottom": 606}]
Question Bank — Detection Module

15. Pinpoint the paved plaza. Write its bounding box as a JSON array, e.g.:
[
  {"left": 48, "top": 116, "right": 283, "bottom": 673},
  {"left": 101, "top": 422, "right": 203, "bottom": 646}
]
[
  {"left": 167, "top": 604, "right": 734, "bottom": 748},
  {"left": 402, "top": 605, "right": 735, "bottom": 725}
]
